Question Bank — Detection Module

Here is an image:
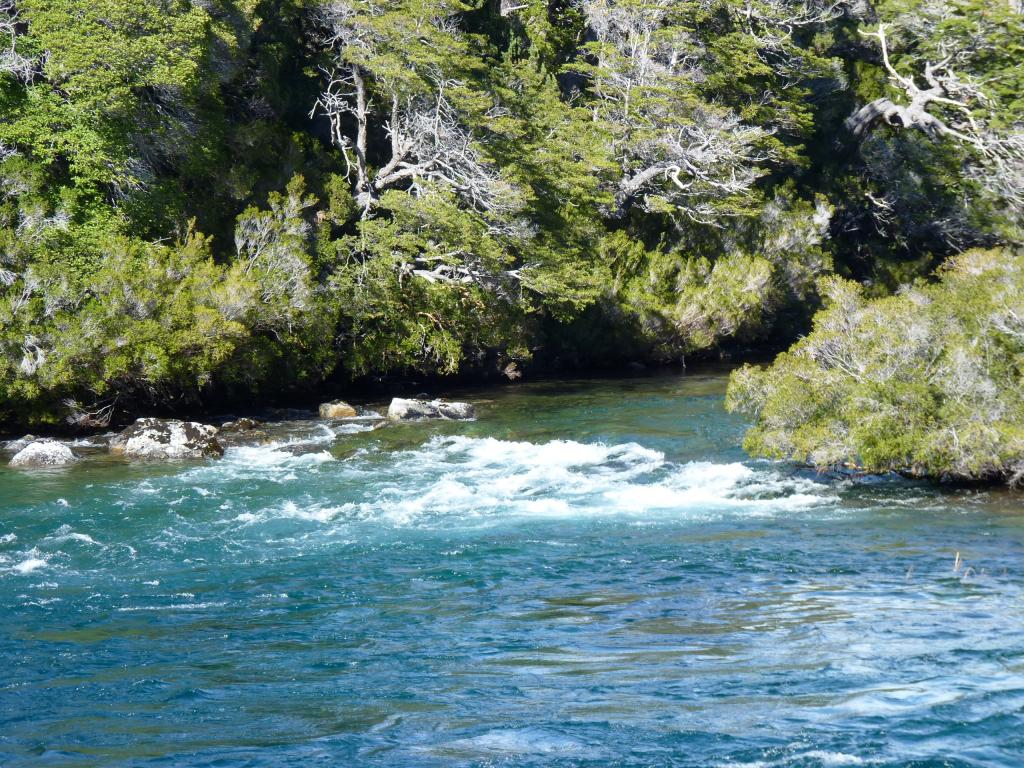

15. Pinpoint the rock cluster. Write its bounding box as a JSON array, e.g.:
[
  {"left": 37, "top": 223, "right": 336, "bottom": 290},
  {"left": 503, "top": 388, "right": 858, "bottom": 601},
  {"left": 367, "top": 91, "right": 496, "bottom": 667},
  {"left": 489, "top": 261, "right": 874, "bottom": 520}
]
[
  {"left": 387, "top": 398, "right": 475, "bottom": 421},
  {"left": 5, "top": 399, "right": 479, "bottom": 467},
  {"left": 109, "top": 418, "right": 224, "bottom": 459}
]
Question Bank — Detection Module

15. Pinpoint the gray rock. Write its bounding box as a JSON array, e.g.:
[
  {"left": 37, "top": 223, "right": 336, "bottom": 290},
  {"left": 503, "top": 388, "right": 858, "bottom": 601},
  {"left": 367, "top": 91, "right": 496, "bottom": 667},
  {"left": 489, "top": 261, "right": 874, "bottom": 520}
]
[
  {"left": 110, "top": 418, "right": 224, "bottom": 459},
  {"left": 9, "top": 440, "right": 78, "bottom": 468},
  {"left": 387, "top": 398, "right": 476, "bottom": 421},
  {"left": 4, "top": 434, "right": 38, "bottom": 453},
  {"left": 319, "top": 400, "right": 358, "bottom": 419},
  {"left": 437, "top": 401, "right": 476, "bottom": 420}
]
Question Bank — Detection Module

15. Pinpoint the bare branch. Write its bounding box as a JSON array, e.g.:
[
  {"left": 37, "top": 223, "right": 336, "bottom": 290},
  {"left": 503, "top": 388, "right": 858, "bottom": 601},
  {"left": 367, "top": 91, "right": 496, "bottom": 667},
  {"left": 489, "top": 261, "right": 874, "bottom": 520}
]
[
  {"left": 848, "top": 24, "right": 997, "bottom": 151},
  {"left": 579, "top": 0, "right": 774, "bottom": 220},
  {"left": 0, "top": 1, "right": 36, "bottom": 83},
  {"left": 847, "top": 22, "right": 1024, "bottom": 214},
  {"left": 311, "top": 3, "right": 518, "bottom": 218}
]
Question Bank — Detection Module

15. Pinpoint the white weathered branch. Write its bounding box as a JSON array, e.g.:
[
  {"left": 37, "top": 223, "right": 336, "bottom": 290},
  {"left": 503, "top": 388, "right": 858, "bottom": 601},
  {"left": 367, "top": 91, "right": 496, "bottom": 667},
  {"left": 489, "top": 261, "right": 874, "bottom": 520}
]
[
  {"left": 847, "top": 24, "right": 998, "bottom": 153},
  {"left": 579, "top": 0, "right": 774, "bottom": 219},
  {"left": 312, "top": 4, "right": 517, "bottom": 218},
  {"left": 847, "top": 23, "right": 1024, "bottom": 213},
  {"left": 0, "top": 0, "right": 35, "bottom": 83}
]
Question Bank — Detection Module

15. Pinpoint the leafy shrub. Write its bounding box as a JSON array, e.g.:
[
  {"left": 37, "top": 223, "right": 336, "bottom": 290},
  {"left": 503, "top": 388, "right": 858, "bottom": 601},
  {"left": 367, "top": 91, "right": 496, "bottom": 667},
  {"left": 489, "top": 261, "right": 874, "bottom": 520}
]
[{"left": 727, "top": 248, "right": 1024, "bottom": 484}]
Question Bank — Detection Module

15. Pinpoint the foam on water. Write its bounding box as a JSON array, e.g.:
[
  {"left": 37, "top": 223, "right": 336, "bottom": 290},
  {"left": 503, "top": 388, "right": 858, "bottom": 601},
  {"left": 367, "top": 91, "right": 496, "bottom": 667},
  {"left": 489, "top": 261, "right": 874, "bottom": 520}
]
[
  {"left": 177, "top": 440, "right": 337, "bottom": 487},
  {"left": 720, "top": 749, "right": 872, "bottom": 767},
  {"left": 45, "top": 525, "right": 104, "bottom": 548},
  {"left": 116, "top": 601, "right": 228, "bottom": 612},
  {"left": 225, "top": 435, "right": 833, "bottom": 529},
  {"left": 234, "top": 499, "right": 345, "bottom": 525},
  {"left": 9, "top": 548, "right": 48, "bottom": 574},
  {"left": 443, "top": 728, "right": 588, "bottom": 756},
  {"left": 222, "top": 444, "right": 335, "bottom": 469},
  {"left": 1, "top": 430, "right": 837, "bottom": 580},
  {"left": 395, "top": 436, "right": 826, "bottom": 522},
  {"left": 13, "top": 557, "right": 47, "bottom": 574}
]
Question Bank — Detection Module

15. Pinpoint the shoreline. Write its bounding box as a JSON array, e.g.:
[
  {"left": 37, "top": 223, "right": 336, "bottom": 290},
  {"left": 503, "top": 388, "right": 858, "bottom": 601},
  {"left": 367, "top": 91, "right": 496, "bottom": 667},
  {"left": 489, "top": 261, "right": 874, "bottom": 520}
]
[
  {"left": 1, "top": 360, "right": 747, "bottom": 442},
  {"left": 3, "top": 362, "right": 1019, "bottom": 493}
]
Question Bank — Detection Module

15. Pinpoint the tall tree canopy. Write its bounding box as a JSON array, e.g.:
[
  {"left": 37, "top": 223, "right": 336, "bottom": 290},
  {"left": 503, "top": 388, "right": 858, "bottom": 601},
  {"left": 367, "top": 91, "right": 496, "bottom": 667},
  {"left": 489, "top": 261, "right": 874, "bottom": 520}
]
[{"left": 0, "top": 0, "right": 1019, "bottom": 429}]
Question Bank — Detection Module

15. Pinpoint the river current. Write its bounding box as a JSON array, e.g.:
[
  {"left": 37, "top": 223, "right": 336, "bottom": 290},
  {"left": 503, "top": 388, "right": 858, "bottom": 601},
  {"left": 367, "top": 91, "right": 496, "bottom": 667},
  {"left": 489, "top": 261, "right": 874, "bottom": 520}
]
[{"left": 1, "top": 372, "right": 1022, "bottom": 767}]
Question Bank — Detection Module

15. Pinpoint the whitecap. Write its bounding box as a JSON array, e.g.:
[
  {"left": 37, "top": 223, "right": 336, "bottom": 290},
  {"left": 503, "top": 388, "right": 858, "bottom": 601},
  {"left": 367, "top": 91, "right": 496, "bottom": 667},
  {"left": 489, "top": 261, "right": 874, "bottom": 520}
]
[
  {"left": 13, "top": 557, "right": 47, "bottom": 574},
  {"left": 57, "top": 532, "right": 102, "bottom": 546},
  {"left": 46, "top": 524, "right": 104, "bottom": 547},
  {"left": 225, "top": 445, "right": 334, "bottom": 468},
  {"left": 719, "top": 750, "right": 871, "bottom": 768},
  {"left": 332, "top": 422, "right": 376, "bottom": 434},
  {"left": 601, "top": 461, "right": 830, "bottom": 515},
  {"left": 233, "top": 499, "right": 345, "bottom": 525},
  {"left": 323, "top": 436, "right": 833, "bottom": 528},
  {"left": 116, "top": 601, "right": 228, "bottom": 612},
  {"left": 445, "top": 728, "right": 585, "bottom": 756},
  {"left": 123, "top": 434, "right": 835, "bottom": 533},
  {"left": 177, "top": 444, "right": 336, "bottom": 488},
  {"left": 67, "top": 438, "right": 105, "bottom": 448},
  {"left": 801, "top": 752, "right": 869, "bottom": 766}
]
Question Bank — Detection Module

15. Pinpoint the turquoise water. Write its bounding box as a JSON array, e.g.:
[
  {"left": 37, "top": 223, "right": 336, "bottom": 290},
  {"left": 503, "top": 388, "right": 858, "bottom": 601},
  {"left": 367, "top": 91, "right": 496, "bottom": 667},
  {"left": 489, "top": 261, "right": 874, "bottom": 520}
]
[{"left": 2, "top": 372, "right": 1023, "bottom": 767}]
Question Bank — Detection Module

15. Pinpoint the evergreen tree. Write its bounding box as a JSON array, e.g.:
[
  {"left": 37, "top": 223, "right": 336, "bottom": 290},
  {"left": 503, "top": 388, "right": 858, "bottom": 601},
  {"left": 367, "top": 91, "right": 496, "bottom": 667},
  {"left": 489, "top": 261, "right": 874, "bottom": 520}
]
[{"left": 0, "top": 0, "right": 1019, "bottom": 447}]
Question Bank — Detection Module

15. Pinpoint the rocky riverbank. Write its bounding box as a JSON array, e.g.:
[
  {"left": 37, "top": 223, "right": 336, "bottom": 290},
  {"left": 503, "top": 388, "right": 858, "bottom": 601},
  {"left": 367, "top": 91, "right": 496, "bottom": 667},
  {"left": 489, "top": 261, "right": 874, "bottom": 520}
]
[{"left": 3, "top": 397, "right": 476, "bottom": 469}]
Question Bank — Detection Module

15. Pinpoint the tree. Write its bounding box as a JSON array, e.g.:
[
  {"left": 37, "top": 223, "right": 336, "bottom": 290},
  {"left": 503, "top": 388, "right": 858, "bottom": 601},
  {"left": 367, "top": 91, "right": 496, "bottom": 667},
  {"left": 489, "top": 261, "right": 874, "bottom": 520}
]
[
  {"left": 0, "top": 0, "right": 1021, "bottom": 432},
  {"left": 312, "top": 0, "right": 516, "bottom": 217},
  {"left": 727, "top": 247, "right": 1024, "bottom": 484},
  {"left": 572, "top": 0, "right": 770, "bottom": 223},
  {"left": 3, "top": 0, "right": 213, "bottom": 201},
  {"left": 233, "top": 175, "right": 318, "bottom": 334},
  {"left": 0, "top": 1, "right": 34, "bottom": 84},
  {"left": 570, "top": 0, "right": 843, "bottom": 223},
  {"left": 836, "top": 0, "right": 1024, "bottom": 265},
  {"left": 847, "top": 17, "right": 1024, "bottom": 216},
  {"left": 309, "top": 0, "right": 610, "bottom": 375}
]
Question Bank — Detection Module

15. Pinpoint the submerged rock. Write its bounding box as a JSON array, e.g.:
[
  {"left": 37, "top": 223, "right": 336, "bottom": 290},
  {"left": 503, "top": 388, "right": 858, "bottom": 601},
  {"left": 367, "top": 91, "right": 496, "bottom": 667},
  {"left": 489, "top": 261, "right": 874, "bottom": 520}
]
[
  {"left": 319, "top": 400, "right": 358, "bottom": 419},
  {"left": 218, "top": 417, "right": 270, "bottom": 446},
  {"left": 387, "top": 398, "right": 476, "bottom": 421},
  {"left": 9, "top": 440, "right": 78, "bottom": 468},
  {"left": 110, "top": 418, "right": 224, "bottom": 459},
  {"left": 220, "top": 417, "right": 263, "bottom": 432}
]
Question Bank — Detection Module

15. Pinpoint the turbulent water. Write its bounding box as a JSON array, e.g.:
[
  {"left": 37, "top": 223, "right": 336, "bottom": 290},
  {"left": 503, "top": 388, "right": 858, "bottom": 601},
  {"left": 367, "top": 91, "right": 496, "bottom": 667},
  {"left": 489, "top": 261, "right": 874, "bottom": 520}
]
[{"left": 2, "top": 372, "right": 1023, "bottom": 767}]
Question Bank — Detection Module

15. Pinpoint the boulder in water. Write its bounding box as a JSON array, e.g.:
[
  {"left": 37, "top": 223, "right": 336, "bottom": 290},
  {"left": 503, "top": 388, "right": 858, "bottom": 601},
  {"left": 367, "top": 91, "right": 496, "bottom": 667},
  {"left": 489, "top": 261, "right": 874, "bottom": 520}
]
[
  {"left": 387, "top": 398, "right": 476, "bottom": 421},
  {"left": 220, "top": 417, "right": 263, "bottom": 432},
  {"left": 4, "top": 434, "right": 38, "bottom": 452},
  {"left": 110, "top": 418, "right": 224, "bottom": 459},
  {"left": 9, "top": 440, "right": 78, "bottom": 468},
  {"left": 219, "top": 417, "right": 270, "bottom": 445},
  {"left": 319, "top": 400, "right": 358, "bottom": 419}
]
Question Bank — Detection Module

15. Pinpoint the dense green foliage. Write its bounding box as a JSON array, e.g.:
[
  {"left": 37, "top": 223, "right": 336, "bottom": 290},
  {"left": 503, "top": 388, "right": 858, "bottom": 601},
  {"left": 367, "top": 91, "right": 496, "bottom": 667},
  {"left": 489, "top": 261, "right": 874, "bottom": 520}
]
[
  {"left": 0, "top": 0, "right": 1021, "bottom": 432},
  {"left": 727, "top": 248, "right": 1024, "bottom": 484}
]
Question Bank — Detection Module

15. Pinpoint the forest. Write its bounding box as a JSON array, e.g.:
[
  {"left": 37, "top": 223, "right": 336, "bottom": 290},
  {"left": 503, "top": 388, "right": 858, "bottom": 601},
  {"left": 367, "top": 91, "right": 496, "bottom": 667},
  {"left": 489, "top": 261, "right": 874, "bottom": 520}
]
[{"left": 0, "top": 0, "right": 1021, "bottom": 481}]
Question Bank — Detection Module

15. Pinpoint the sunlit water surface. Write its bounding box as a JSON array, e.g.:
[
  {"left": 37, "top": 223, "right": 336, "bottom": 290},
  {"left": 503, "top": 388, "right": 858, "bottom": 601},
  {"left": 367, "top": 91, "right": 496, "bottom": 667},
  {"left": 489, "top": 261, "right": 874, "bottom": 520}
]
[{"left": 1, "top": 372, "right": 1023, "bottom": 767}]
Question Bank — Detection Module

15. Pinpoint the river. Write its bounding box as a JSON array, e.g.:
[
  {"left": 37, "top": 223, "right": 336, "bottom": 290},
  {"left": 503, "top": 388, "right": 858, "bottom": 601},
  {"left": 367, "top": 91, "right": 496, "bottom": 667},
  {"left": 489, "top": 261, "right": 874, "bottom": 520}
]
[{"left": 1, "top": 371, "right": 1022, "bottom": 766}]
